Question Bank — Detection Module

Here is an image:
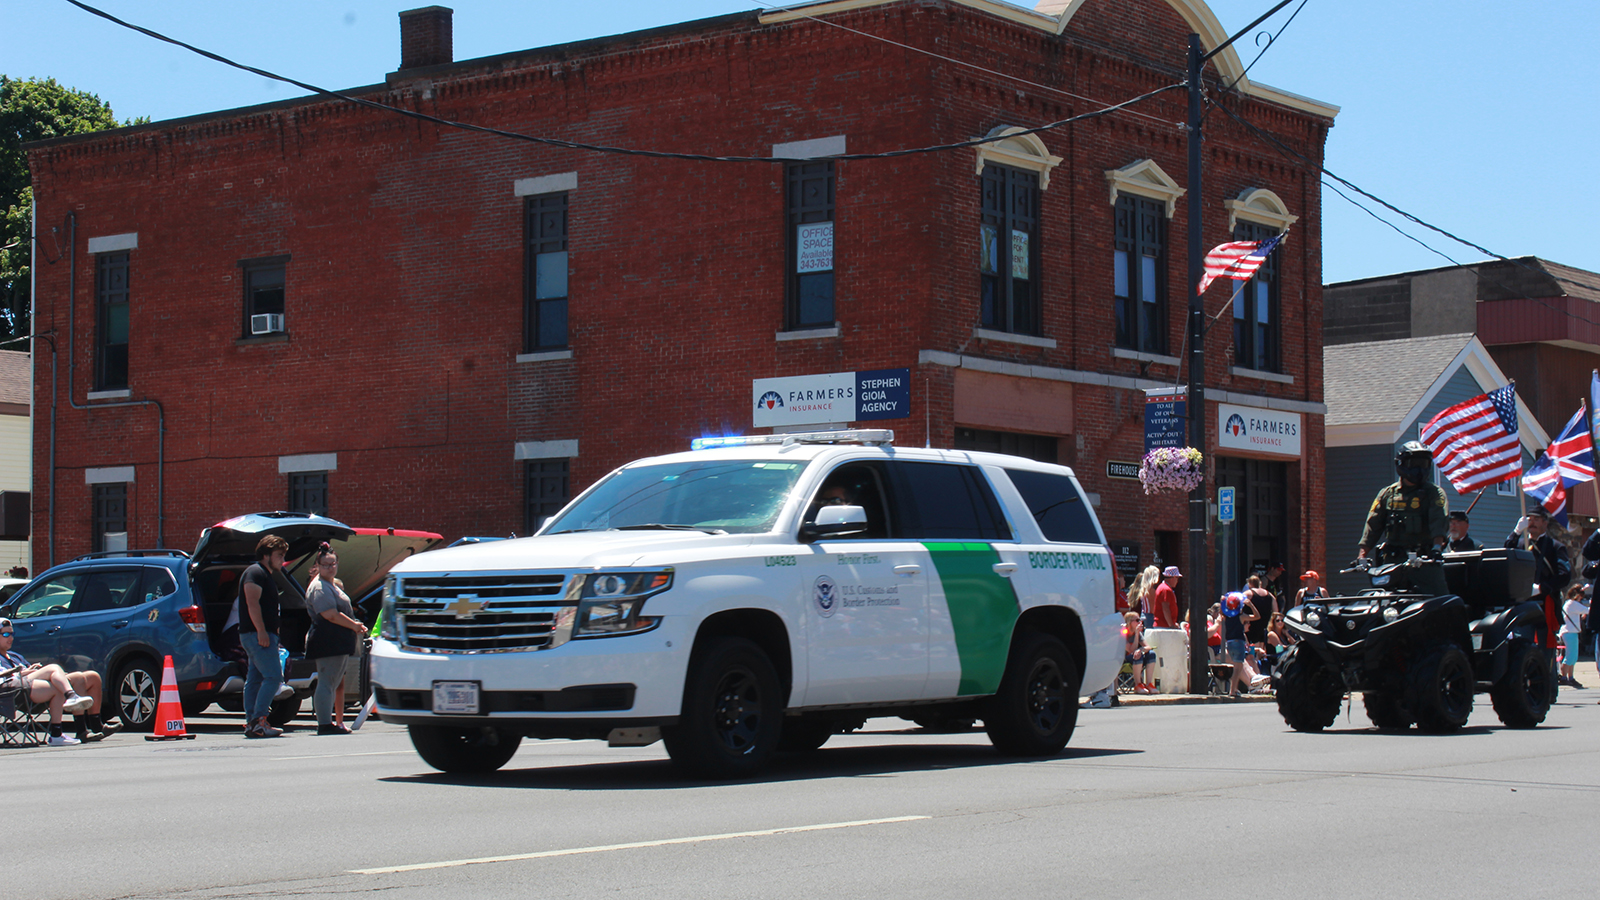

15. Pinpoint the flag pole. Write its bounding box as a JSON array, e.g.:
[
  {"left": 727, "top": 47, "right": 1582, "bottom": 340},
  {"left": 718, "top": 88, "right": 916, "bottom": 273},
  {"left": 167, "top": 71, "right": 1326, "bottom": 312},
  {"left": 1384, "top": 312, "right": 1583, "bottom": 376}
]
[{"left": 1463, "top": 487, "right": 1486, "bottom": 516}]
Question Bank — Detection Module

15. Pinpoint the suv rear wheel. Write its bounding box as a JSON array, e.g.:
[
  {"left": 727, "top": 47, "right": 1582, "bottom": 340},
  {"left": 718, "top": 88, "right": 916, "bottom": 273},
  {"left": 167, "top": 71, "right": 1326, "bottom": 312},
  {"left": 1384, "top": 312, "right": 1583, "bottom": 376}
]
[
  {"left": 114, "top": 657, "right": 160, "bottom": 733},
  {"left": 984, "top": 632, "right": 1079, "bottom": 756}
]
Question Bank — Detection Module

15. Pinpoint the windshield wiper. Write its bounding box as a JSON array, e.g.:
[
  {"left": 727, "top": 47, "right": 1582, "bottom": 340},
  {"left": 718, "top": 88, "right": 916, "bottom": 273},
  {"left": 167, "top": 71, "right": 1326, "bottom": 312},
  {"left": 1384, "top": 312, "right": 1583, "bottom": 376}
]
[
  {"left": 548, "top": 528, "right": 596, "bottom": 535},
  {"left": 613, "top": 523, "right": 727, "bottom": 535}
]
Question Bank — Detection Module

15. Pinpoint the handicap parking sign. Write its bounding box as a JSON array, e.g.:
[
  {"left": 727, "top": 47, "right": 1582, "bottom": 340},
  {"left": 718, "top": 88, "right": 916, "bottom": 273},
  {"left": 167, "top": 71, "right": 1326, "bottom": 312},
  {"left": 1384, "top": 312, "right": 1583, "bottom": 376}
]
[{"left": 1218, "top": 486, "right": 1235, "bottom": 524}]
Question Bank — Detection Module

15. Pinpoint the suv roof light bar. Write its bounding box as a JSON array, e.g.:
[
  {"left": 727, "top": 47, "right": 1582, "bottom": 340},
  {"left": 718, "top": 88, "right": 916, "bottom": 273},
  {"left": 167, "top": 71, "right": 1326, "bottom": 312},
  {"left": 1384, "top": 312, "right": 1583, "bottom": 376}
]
[{"left": 690, "top": 429, "right": 895, "bottom": 451}]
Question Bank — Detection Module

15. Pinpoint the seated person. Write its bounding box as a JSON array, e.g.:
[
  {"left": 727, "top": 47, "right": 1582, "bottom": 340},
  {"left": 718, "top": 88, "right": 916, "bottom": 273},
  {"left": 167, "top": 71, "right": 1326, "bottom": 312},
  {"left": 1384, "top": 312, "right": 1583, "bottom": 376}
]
[
  {"left": 806, "top": 482, "right": 857, "bottom": 523},
  {"left": 1123, "top": 612, "right": 1156, "bottom": 694},
  {"left": 0, "top": 617, "right": 115, "bottom": 744}
]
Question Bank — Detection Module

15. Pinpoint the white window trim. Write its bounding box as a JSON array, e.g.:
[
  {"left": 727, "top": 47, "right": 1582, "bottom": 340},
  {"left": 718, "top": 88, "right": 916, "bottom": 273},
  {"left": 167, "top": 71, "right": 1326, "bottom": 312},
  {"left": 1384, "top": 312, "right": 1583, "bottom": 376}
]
[
  {"left": 1105, "top": 159, "right": 1185, "bottom": 218},
  {"left": 515, "top": 440, "right": 578, "bottom": 460},
  {"left": 772, "top": 135, "right": 846, "bottom": 158},
  {"left": 514, "top": 172, "right": 578, "bottom": 197},
  {"left": 974, "top": 126, "right": 1063, "bottom": 190},
  {"left": 85, "top": 466, "right": 135, "bottom": 484},
  {"left": 87, "top": 233, "right": 138, "bottom": 253},
  {"left": 1225, "top": 187, "right": 1299, "bottom": 233},
  {"left": 86, "top": 389, "right": 132, "bottom": 400},
  {"left": 1231, "top": 366, "right": 1294, "bottom": 385},
  {"left": 972, "top": 327, "right": 1057, "bottom": 349},
  {"left": 279, "top": 453, "right": 337, "bottom": 474},
  {"left": 1113, "top": 347, "right": 1180, "bottom": 367},
  {"left": 776, "top": 325, "right": 840, "bottom": 342},
  {"left": 516, "top": 350, "right": 574, "bottom": 363}
]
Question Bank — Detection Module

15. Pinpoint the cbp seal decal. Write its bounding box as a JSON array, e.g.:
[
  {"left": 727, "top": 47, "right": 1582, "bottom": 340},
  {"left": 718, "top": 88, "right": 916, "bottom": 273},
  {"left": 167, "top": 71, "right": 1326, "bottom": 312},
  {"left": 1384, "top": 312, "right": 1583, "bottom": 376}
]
[
  {"left": 814, "top": 575, "right": 838, "bottom": 618},
  {"left": 757, "top": 390, "right": 785, "bottom": 412}
]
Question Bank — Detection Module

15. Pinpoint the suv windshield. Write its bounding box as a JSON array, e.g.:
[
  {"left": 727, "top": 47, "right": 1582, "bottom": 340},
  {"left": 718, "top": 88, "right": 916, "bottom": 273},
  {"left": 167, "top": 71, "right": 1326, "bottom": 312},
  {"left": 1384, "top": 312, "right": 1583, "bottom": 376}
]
[{"left": 546, "top": 459, "right": 806, "bottom": 535}]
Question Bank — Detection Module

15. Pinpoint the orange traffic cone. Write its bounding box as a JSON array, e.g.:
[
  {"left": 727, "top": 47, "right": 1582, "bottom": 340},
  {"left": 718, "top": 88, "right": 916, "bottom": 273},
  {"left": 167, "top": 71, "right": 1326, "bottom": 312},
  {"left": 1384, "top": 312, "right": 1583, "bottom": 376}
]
[{"left": 145, "top": 655, "right": 195, "bottom": 741}]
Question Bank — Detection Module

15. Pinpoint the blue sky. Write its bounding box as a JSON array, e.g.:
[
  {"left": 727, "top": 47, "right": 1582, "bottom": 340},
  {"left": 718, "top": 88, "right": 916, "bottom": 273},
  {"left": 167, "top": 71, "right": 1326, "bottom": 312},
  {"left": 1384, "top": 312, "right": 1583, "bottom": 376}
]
[{"left": 9, "top": 0, "right": 1598, "bottom": 285}]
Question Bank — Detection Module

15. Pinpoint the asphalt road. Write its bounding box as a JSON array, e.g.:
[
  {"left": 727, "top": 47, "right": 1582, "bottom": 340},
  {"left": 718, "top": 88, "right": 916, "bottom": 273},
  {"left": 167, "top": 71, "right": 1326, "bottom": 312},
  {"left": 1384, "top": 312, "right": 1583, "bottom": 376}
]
[{"left": 11, "top": 691, "right": 1597, "bottom": 900}]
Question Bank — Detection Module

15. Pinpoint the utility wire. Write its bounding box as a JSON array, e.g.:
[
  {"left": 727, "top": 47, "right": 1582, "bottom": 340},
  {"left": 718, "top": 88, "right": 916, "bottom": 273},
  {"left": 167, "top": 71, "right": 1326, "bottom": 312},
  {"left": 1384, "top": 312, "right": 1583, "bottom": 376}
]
[
  {"left": 60, "top": 0, "right": 1183, "bottom": 163},
  {"left": 1223, "top": 0, "right": 1310, "bottom": 94},
  {"left": 1208, "top": 97, "right": 1600, "bottom": 326}
]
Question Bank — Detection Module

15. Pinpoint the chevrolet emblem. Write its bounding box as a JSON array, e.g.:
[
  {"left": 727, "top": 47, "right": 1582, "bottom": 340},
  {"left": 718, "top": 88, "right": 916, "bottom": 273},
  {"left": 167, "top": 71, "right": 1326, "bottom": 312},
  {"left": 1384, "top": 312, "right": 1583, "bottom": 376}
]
[{"left": 445, "top": 594, "right": 488, "bottom": 619}]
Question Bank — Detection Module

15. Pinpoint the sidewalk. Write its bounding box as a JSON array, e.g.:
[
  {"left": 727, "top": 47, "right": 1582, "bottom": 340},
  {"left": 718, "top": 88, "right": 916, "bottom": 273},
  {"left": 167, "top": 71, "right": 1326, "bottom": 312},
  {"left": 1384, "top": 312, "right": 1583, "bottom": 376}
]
[{"left": 1097, "top": 658, "right": 1600, "bottom": 708}]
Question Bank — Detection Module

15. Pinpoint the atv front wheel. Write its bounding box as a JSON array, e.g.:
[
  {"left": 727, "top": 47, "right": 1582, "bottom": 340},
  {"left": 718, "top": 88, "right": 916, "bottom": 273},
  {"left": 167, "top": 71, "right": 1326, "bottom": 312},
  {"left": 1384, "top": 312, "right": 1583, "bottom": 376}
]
[
  {"left": 1275, "top": 647, "right": 1343, "bottom": 732},
  {"left": 1489, "top": 641, "right": 1550, "bottom": 728},
  {"left": 1408, "top": 643, "right": 1474, "bottom": 733}
]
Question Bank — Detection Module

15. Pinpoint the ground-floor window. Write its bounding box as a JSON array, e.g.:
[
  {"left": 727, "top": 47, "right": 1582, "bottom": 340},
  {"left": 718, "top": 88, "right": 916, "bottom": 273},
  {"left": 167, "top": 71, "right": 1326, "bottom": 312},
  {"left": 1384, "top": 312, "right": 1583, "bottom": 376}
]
[
  {"left": 92, "top": 483, "right": 127, "bottom": 553},
  {"left": 288, "top": 471, "right": 329, "bottom": 516},
  {"left": 525, "top": 459, "right": 571, "bottom": 535}
]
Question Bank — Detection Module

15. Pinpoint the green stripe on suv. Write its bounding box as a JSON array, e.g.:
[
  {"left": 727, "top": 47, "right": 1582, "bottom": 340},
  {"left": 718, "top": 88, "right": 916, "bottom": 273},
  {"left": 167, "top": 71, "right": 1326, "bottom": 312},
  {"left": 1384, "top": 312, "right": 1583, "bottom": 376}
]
[{"left": 923, "top": 542, "right": 1020, "bottom": 695}]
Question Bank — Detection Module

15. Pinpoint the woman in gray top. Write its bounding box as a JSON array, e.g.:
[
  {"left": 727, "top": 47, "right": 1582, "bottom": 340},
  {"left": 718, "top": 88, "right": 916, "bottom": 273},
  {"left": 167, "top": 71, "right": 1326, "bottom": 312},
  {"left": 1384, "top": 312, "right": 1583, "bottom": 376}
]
[{"left": 305, "top": 543, "right": 367, "bottom": 735}]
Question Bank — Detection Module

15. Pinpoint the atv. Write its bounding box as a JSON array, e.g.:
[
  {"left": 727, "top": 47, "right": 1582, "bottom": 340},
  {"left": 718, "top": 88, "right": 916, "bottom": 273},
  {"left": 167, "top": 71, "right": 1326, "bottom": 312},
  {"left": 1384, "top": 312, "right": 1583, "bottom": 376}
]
[{"left": 1275, "top": 545, "right": 1549, "bottom": 733}]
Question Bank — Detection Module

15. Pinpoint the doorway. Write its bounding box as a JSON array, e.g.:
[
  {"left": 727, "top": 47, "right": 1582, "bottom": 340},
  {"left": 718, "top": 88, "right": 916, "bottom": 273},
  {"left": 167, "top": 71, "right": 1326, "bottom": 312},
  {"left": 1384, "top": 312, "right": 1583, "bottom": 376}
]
[{"left": 1214, "top": 457, "right": 1287, "bottom": 593}]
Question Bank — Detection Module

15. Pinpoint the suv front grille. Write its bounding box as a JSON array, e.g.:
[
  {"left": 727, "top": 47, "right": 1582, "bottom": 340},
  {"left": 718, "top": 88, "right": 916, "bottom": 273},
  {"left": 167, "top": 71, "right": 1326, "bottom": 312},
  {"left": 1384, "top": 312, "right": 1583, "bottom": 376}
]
[{"left": 396, "top": 573, "right": 572, "bottom": 653}]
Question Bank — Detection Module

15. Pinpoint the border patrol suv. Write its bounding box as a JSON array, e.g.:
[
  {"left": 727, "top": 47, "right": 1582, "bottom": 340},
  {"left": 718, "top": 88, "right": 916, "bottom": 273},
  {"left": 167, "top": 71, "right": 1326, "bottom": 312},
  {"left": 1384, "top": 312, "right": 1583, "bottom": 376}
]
[{"left": 371, "top": 431, "right": 1119, "bottom": 777}]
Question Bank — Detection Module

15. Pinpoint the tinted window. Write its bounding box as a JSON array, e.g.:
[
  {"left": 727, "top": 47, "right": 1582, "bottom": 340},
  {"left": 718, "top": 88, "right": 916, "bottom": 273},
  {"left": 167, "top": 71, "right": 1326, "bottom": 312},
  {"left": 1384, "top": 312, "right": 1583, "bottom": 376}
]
[
  {"left": 136, "top": 568, "right": 179, "bottom": 605},
  {"left": 73, "top": 570, "right": 144, "bottom": 613},
  {"left": 1005, "top": 469, "right": 1100, "bottom": 544},
  {"left": 891, "top": 462, "right": 1010, "bottom": 541}
]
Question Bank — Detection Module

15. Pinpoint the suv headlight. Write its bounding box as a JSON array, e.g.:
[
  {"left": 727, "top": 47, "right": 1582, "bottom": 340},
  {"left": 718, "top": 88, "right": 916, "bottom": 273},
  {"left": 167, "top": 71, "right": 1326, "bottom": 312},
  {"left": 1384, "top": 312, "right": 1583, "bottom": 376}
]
[{"left": 550, "top": 569, "right": 673, "bottom": 647}]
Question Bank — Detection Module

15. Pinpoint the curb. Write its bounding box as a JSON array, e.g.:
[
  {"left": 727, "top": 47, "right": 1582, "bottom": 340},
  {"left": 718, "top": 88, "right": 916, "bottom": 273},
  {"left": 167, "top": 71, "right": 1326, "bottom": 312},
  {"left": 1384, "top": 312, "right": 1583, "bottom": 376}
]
[{"left": 1084, "top": 693, "right": 1277, "bottom": 708}]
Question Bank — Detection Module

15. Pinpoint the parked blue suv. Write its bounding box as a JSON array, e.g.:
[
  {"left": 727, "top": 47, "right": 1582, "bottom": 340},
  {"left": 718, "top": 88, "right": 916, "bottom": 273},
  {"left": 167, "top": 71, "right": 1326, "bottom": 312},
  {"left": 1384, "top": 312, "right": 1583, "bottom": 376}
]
[{"left": 0, "top": 512, "right": 440, "bottom": 731}]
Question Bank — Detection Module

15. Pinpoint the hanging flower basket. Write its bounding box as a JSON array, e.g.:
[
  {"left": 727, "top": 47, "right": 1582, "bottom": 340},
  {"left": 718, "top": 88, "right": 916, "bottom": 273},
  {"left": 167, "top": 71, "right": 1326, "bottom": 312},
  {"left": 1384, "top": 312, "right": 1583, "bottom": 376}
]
[{"left": 1139, "top": 447, "right": 1204, "bottom": 495}]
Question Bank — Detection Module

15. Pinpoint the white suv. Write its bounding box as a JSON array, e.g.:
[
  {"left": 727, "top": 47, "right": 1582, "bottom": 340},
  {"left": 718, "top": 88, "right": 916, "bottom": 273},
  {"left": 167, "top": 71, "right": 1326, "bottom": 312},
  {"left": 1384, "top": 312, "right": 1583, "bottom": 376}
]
[{"left": 371, "top": 431, "right": 1120, "bottom": 777}]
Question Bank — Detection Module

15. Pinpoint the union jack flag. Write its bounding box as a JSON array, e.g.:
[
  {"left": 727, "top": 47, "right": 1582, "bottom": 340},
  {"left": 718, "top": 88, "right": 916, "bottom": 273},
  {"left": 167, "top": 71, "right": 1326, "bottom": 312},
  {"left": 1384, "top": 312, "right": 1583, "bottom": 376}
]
[
  {"left": 1523, "top": 452, "right": 1570, "bottom": 528},
  {"left": 1419, "top": 383, "right": 1522, "bottom": 494},
  {"left": 1546, "top": 404, "right": 1595, "bottom": 486},
  {"left": 1196, "top": 233, "right": 1284, "bottom": 296}
]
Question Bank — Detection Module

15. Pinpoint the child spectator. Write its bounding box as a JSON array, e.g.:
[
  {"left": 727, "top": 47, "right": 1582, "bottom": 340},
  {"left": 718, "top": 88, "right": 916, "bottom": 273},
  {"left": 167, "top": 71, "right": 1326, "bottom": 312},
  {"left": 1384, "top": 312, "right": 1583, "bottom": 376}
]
[
  {"left": 1123, "top": 612, "right": 1156, "bottom": 694},
  {"left": 1559, "top": 584, "right": 1588, "bottom": 689}
]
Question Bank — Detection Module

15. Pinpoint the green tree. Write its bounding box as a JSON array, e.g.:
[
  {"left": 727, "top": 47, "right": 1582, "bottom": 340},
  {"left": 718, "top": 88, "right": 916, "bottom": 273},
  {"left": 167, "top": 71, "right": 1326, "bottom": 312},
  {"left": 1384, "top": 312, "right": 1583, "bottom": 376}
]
[{"left": 1, "top": 76, "right": 132, "bottom": 344}]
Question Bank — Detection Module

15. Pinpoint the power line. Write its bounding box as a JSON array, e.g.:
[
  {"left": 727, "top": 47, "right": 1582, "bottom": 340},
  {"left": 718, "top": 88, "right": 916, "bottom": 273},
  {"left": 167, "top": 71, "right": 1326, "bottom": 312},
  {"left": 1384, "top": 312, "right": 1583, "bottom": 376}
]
[
  {"left": 1208, "top": 97, "right": 1600, "bottom": 327},
  {"left": 1222, "top": 0, "right": 1310, "bottom": 94},
  {"left": 59, "top": 0, "right": 1183, "bottom": 163}
]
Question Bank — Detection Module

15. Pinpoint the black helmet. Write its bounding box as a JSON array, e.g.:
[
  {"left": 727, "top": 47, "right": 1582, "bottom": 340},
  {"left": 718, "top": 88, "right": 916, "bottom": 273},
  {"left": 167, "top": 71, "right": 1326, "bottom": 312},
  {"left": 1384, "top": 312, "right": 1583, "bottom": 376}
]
[{"left": 1395, "top": 440, "right": 1432, "bottom": 484}]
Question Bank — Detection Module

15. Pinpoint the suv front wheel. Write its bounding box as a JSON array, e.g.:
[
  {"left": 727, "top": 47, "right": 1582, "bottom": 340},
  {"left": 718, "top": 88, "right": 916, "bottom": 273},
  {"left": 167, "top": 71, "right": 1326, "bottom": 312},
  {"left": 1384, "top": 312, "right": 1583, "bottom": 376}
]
[{"left": 663, "top": 636, "right": 782, "bottom": 778}]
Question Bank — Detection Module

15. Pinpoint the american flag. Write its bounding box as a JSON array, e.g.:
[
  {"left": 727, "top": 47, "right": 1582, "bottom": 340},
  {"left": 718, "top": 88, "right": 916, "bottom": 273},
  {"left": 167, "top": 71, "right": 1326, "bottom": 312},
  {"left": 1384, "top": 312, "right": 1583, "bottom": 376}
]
[
  {"left": 1523, "top": 452, "right": 1570, "bottom": 528},
  {"left": 1196, "top": 233, "right": 1284, "bottom": 296},
  {"left": 1419, "top": 383, "right": 1522, "bottom": 494},
  {"left": 1546, "top": 404, "right": 1595, "bottom": 486}
]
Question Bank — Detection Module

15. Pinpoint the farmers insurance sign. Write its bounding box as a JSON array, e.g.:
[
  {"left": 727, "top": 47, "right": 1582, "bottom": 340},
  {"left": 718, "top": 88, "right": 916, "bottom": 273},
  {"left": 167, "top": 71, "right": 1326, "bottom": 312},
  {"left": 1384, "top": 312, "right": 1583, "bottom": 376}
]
[
  {"left": 1217, "top": 403, "right": 1301, "bottom": 458},
  {"left": 753, "top": 368, "right": 910, "bottom": 428}
]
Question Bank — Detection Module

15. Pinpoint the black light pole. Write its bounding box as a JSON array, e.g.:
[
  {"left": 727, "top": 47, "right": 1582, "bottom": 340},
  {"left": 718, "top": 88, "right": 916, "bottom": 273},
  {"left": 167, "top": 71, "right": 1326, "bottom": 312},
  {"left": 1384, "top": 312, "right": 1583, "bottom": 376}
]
[
  {"left": 1184, "top": 1, "right": 1295, "bottom": 696},
  {"left": 1184, "top": 33, "right": 1209, "bottom": 697}
]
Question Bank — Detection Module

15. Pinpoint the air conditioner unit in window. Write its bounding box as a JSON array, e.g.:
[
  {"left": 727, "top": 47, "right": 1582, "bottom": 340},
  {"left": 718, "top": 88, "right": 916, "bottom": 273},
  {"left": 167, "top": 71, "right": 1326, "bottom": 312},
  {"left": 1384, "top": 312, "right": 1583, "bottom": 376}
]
[{"left": 250, "top": 313, "right": 285, "bottom": 335}]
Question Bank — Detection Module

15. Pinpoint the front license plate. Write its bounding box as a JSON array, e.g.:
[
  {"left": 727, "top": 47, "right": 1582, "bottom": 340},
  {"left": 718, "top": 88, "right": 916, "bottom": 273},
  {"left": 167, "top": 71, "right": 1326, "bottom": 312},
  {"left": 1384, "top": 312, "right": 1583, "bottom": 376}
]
[{"left": 432, "top": 680, "right": 481, "bottom": 715}]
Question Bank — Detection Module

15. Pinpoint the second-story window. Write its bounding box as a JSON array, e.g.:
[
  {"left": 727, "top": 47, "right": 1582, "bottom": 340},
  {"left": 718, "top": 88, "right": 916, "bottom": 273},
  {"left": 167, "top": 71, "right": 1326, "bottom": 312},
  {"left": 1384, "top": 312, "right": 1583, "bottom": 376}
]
[
  {"left": 96, "top": 252, "right": 129, "bottom": 390},
  {"left": 786, "top": 162, "right": 836, "bottom": 330},
  {"left": 1233, "top": 221, "right": 1280, "bottom": 372},
  {"left": 288, "top": 471, "right": 328, "bottom": 516},
  {"left": 525, "top": 192, "right": 568, "bottom": 352},
  {"left": 979, "top": 164, "right": 1041, "bottom": 335},
  {"left": 240, "top": 256, "right": 287, "bottom": 337},
  {"left": 1114, "top": 194, "right": 1166, "bottom": 354}
]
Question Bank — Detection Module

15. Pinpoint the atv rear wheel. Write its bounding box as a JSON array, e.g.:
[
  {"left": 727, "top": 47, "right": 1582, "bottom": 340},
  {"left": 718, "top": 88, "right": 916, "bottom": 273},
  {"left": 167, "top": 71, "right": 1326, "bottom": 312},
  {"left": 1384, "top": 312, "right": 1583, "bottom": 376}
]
[
  {"left": 1275, "top": 647, "right": 1343, "bottom": 732},
  {"left": 1408, "top": 643, "right": 1474, "bottom": 733},
  {"left": 1489, "top": 641, "right": 1550, "bottom": 728},
  {"left": 1361, "top": 690, "right": 1413, "bottom": 730}
]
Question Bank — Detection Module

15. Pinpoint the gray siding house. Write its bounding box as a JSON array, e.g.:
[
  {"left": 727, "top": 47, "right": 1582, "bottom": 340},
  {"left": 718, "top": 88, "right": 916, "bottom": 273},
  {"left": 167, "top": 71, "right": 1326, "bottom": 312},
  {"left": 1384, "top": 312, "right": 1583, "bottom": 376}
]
[{"left": 1323, "top": 333, "right": 1548, "bottom": 595}]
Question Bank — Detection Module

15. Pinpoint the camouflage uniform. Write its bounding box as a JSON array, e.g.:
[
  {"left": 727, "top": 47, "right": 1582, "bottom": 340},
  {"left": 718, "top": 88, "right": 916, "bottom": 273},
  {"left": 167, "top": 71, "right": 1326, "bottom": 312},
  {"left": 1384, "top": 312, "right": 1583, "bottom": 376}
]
[{"left": 1360, "top": 480, "right": 1450, "bottom": 596}]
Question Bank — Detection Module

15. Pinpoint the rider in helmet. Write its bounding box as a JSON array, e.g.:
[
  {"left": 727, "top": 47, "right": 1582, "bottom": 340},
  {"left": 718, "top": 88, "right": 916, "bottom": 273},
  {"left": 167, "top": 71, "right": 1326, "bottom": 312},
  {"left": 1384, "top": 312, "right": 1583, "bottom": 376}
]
[{"left": 1357, "top": 441, "right": 1450, "bottom": 596}]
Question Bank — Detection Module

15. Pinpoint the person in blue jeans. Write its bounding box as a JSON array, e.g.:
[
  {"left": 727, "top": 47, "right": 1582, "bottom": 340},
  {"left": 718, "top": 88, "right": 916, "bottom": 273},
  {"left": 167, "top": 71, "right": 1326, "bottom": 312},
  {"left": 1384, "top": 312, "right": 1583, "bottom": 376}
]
[
  {"left": 1220, "top": 591, "right": 1260, "bottom": 698},
  {"left": 239, "top": 534, "right": 290, "bottom": 738}
]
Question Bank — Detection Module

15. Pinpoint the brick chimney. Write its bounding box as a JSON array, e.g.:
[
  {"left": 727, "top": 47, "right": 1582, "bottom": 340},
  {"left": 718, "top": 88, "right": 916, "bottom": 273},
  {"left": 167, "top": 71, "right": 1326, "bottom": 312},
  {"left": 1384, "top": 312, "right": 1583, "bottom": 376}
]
[{"left": 399, "top": 6, "right": 453, "bottom": 71}]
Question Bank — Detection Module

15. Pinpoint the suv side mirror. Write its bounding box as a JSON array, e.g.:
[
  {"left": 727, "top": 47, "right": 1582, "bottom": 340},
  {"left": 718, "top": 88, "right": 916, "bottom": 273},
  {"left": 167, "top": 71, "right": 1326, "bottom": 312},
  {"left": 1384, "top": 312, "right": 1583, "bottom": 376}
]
[{"left": 801, "top": 505, "right": 869, "bottom": 542}]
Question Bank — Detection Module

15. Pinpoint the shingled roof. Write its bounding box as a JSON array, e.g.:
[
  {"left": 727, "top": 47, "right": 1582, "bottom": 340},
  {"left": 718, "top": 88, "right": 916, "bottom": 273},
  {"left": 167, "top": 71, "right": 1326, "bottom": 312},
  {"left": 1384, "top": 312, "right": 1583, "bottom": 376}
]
[
  {"left": 0, "top": 351, "right": 30, "bottom": 409},
  {"left": 1324, "top": 333, "right": 1472, "bottom": 427}
]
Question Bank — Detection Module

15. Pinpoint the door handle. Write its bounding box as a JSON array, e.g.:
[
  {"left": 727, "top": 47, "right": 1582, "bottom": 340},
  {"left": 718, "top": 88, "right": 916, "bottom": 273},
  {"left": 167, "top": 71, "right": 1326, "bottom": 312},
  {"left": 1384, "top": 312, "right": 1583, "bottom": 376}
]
[
  {"left": 993, "top": 562, "right": 1018, "bottom": 578},
  {"left": 894, "top": 564, "right": 921, "bottom": 577},
  {"left": 112, "top": 620, "right": 130, "bottom": 630},
  {"left": 45, "top": 626, "right": 61, "bottom": 634}
]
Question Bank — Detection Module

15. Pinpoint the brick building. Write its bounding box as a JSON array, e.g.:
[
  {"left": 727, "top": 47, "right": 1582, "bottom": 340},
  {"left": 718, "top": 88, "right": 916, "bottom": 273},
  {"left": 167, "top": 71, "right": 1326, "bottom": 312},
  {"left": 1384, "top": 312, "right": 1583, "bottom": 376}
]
[{"left": 25, "top": 0, "right": 1335, "bottom": 596}]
